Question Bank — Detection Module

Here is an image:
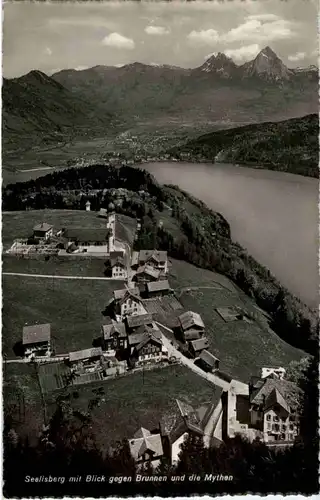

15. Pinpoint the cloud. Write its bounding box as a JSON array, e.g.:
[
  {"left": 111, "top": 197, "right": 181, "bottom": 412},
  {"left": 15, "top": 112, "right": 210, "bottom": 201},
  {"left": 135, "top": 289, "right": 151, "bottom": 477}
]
[
  {"left": 187, "top": 28, "right": 219, "bottom": 45},
  {"left": 288, "top": 52, "right": 306, "bottom": 62},
  {"left": 44, "top": 47, "right": 52, "bottom": 56},
  {"left": 74, "top": 65, "right": 89, "bottom": 71},
  {"left": 101, "top": 32, "right": 135, "bottom": 50},
  {"left": 225, "top": 44, "right": 260, "bottom": 63},
  {"left": 145, "top": 25, "right": 169, "bottom": 36},
  {"left": 246, "top": 14, "right": 280, "bottom": 23},
  {"left": 223, "top": 18, "right": 293, "bottom": 43}
]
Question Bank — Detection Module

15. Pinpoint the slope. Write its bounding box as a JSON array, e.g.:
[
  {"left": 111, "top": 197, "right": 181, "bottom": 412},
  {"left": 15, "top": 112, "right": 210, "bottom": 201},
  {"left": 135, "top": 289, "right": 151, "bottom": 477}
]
[{"left": 168, "top": 114, "right": 319, "bottom": 178}]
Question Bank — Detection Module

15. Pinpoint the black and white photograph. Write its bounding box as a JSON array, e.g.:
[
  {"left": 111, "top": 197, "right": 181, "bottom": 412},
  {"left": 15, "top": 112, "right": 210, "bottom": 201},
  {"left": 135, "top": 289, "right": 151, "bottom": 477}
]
[{"left": 2, "top": 0, "right": 319, "bottom": 497}]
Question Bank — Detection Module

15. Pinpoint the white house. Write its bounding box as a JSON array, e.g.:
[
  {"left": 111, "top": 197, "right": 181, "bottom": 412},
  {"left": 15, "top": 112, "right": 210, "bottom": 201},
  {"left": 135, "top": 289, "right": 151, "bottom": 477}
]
[
  {"left": 110, "top": 254, "right": 127, "bottom": 280},
  {"left": 129, "top": 427, "right": 164, "bottom": 469},
  {"left": 113, "top": 287, "right": 147, "bottom": 321},
  {"left": 261, "top": 367, "right": 286, "bottom": 380}
]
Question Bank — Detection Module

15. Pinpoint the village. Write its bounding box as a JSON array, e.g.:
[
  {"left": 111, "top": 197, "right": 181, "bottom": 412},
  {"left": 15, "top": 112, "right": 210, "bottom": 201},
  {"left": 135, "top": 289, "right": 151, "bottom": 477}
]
[{"left": 6, "top": 208, "right": 303, "bottom": 468}]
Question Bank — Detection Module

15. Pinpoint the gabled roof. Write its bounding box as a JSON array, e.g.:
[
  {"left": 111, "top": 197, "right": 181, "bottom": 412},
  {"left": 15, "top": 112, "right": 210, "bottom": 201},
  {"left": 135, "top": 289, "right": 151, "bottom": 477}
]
[
  {"left": 102, "top": 320, "right": 126, "bottom": 339},
  {"left": 138, "top": 250, "right": 167, "bottom": 264},
  {"left": 128, "top": 332, "right": 147, "bottom": 347},
  {"left": 126, "top": 313, "right": 153, "bottom": 329},
  {"left": 63, "top": 228, "right": 110, "bottom": 243},
  {"left": 135, "top": 332, "right": 163, "bottom": 353},
  {"left": 146, "top": 280, "right": 170, "bottom": 293},
  {"left": 250, "top": 378, "right": 302, "bottom": 412},
  {"left": 136, "top": 265, "right": 160, "bottom": 280},
  {"left": 179, "top": 311, "right": 205, "bottom": 331},
  {"left": 129, "top": 428, "right": 163, "bottom": 461},
  {"left": 264, "top": 388, "right": 290, "bottom": 413},
  {"left": 113, "top": 287, "right": 140, "bottom": 302},
  {"left": 189, "top": 337, "right": 209, "bottom": 353},
  {"left": 183, "top": 329, "right": 202, "bottom": 341},
  {"left": 22, "top": 323, "right": 51, "bottom": 345},
  {"left": 33, "top": 223, "right": 53, "bottom": 233},
  {"left": 110, "top": 256, "right": 125, "bottom": 268},
  {"left": 69, "top": 347, "right": 103, "bottom": 362},
  {"left": 199, "top": 349, "right": 219, "bottom": 367}
]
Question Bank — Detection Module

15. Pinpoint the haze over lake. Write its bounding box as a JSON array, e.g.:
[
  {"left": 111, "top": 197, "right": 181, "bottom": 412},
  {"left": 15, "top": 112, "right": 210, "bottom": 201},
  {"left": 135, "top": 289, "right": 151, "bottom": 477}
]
[{"left": 143, "top": 162, "right": 318, "bottom": 309}]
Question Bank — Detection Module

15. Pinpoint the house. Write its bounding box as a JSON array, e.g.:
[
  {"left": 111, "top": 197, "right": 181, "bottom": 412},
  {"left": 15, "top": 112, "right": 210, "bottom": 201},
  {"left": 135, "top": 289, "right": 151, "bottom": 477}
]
[
  {"left": 129, "top": 427, "right": 164, "bottom": 468},
  {"left": 132, "top": 250, "right": 168, "bottom": 275},
  {"left": 110, "top": 254, "right": 127, "bottom": 279},
  {"left": 113, "top": 287, "right": 147, "bottom": 321},
  {"left": 261, "top": 367, "right": 286, "bottom": 380},
  {"left": 69, "top": 347, "right": 103, "bottom": 370},
  {"left": 33, "top": 223, "right": 53, "bottom": 241},
  {"left": 133, "top": 264, "right": 160, "bottom": 283},
  {"left": 160, "top": 398, "right": 223, "bottom": 464},
  {"left": 125, "top": 313, "right": 154, "bottom": 332},
  {"left": 146, "top": 280, "right": 171, "bottom": 297},
  {"left": 189, "top": 337, "right": 209, "bottom": 357},
  {"left": 183, "top": 330, "right": 202, "bottom": 342},
  {"left": 197, "top": 350, "right": 220, "bottom": 372},
  {"left": 249, "top": 376, "right": 302, "bottom": 444},
  {"left": 101, "top": 319, "right": 127, "bottom": 352},
  {"left": 129, "top": 329, "right": 168, "bottom": 366},
  {"left": 22, "top": 323, "right": 52, "bottom": 357},
  {"left": 63, "top": 228, "right": 111, "bottom": 254},
  {"left": 179, "top": 311, "right": 205, "bottom": 334}
]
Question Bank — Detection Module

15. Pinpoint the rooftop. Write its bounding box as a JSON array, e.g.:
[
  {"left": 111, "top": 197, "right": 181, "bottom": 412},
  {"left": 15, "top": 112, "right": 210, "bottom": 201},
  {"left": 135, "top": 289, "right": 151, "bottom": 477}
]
[
  {"left": 250, "top": 378, "right": 302, "bottom": 412},
  {"left": 138, "top": 250, "right": 167, "bottom": 264},
  {"left": 179, "top": 311, "right": 205, "bottom": 331},
  {"left": 126, "top": 314, "right": 154, "bottom": 329},
  {"left": 136, "top": 265, "right": 160, "bottom": 280},
  {"left": 146, "top": 280, "right": 171, "bottom": 293},
  {"left": 63, "top": 227, "right": 111, "bottom": 243},
  {"left": 22, "top": 323, "right": 51, "bottom": 345},
  {"left": 33, "top": 223, "right": 53, "bottom": 233},
  {"left": 113, "top": 287, "right": 140, "bottom": 301},
  {"left": 129, "top": 427, "right": 163, "bottom": 461},
  {"left": 102, "top": 320, "right": 126, "bottom": 339},
  {"left": 189, "top": 337, "right": 209, "bottom": 352},
  {"left": 199, "top": 349, "right": 220, "bottom": 367},
  {"left": 69, "top": 347, "right": 103, "bottom": 363}
]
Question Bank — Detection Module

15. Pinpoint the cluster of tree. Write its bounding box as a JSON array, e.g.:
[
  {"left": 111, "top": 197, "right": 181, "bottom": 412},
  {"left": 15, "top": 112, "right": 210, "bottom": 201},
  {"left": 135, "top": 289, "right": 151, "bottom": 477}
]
[
  {"left": 169, "top": 114, "right": 319, "bottom": 178},
  {"left": 4, "top": 356, "right": 318, "bottom": 497}
]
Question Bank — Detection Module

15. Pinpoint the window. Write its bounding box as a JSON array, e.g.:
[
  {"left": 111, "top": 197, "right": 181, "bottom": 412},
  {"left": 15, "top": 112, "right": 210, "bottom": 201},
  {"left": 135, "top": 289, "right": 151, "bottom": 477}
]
[
  {"left": 280, "top": 433, "right": 286, "bottom": 440},
  {"left": 266, "top": 415, "right": 271, "bottom": 421},
  {"left": 267, "top": 423, "right": 271, "bottom": 430},
  {"left": 289, "top": 415, "right": 296, "bottom": 422},
  {"left": 273, "top": 416, "right": 279, "bottom": 422},
  {"left": 289, "top": 424, "right": 294, "bottom": 431},
  {"left": 282, "top": 425, "right": 286, "bottom": 431},
  {"left": 289, "top": 433, "right": 294, "bottom": 441}
]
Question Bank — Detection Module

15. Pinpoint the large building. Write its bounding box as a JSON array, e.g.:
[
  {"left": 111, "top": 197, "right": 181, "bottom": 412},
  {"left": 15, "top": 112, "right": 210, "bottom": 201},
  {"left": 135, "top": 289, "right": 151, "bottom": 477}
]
[
  {"left": 249, "top": 376, "right": 302, "bottom": 444},
  {"left": 101, "top": 318, "right": 127, "bottom": 352},
  {"left": 22, "top": 323, "right": 52, "bottom": 357},
  {"left": 112, "top": 287, "right": 147, "bottom": 321},
  {"left": 33, "top": 223, "right": 53, "bottom": 241}
]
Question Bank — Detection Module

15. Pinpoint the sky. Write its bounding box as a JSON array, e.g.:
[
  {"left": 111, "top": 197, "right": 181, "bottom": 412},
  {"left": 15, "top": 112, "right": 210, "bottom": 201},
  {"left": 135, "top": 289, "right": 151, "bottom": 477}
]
[{"left": 3, "top": 0, "right": 318, "bottom": 78}]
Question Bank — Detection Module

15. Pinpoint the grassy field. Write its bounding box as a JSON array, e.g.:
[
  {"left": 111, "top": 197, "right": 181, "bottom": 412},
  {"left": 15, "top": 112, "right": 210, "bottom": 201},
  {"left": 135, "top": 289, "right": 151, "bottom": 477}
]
[
  {"left": 44, "top": 364, "right": 220, "bottom": 450},
  {"left": 3, "top": 363, "right": 44, "bottom": 444},
  {"left": 2, "top": 275, "right": 120, "bottom": 357},
  {"left": 170, "top": 260, "right": 305, "bottom": 382},
  {"left": 2, "top": 254, "right": 108, "bottom": 277},
  {"left": 2, "top": 210, "right": 109, "bottom": 249}
]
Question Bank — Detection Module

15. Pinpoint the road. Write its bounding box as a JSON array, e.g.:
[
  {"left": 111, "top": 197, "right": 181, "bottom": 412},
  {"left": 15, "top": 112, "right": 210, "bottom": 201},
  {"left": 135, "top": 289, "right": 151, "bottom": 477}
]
[
  {"left": 2, "top": 272, "right": 123, "bottom": 281},
  {"left": 157, "top": 322, "right": 231, "bottom": 391}
]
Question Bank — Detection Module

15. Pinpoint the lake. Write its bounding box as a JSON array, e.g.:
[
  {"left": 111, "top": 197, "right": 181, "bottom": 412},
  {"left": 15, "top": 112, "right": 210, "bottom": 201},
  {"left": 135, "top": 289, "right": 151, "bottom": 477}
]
[{"left": 142, "top": 162, "right": 318, "bottom": 309}]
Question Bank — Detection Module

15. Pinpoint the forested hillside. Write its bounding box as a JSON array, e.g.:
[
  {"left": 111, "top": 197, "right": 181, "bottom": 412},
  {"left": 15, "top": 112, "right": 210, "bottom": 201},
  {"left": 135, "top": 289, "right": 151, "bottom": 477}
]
[{"left": 169, "top": 114, "right": 319, "bottom": 178}]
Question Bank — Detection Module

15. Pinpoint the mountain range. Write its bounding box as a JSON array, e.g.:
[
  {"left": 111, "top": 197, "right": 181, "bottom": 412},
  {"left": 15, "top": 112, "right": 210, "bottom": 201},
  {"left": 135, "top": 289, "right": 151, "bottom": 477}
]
[{"left": 2, "top": 46, "right": 318, "bottom": 149}]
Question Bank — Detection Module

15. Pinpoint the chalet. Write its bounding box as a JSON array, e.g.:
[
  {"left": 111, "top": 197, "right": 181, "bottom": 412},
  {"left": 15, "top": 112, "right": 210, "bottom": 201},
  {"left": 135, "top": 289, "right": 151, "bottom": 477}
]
[
  {"left": 125, "top": 313, "right": 154, "bottom": 333},
  {"left": 197, "top": 350, "right": 220, "bottom": 372},
  {"left": 132, "top": 250, "right": 168, "bottom": 275},
  {"left": 110, "top": 254, "right": 127, "bottom": 279},
  {"left": 63, "top": 228, "right": 111, "bottom": 254},
  {"left": 146, "top": 280, "right": 171, "bottom": 297},
  {"left": 129, "top": 427, "right": 164, "bottom": 468},
  {"left": 33, "top": 223, "right": 53, "bottom": 241},
  {"left": 101, "top": 319, "right": 127, "bottom": 352},
  {"left": 189, "top": 337, "right": 209, "bottom": 357},
  {"left": 133, "top": 264, "right": 160, "bottom": 283},
  {"left": 69, "top": 347, "right": 103, "bottom": 370},
  {"left": 160, "top": 398, "right": 223, "bottom": 464},
  {"left": 129, "top": 330, "right": 168, "bottom": 366},
  {"left": 179, "top": 311, "right": 205, "bottom": 333},
  {"left": 113, "top": 287, "right": 146, "bottom": 321},
  {"left": 249, "top": 376, "right": 302, "bottom": 445},
  {"left": 22, "top": 323, "right": 52, "bottom": 357}
]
